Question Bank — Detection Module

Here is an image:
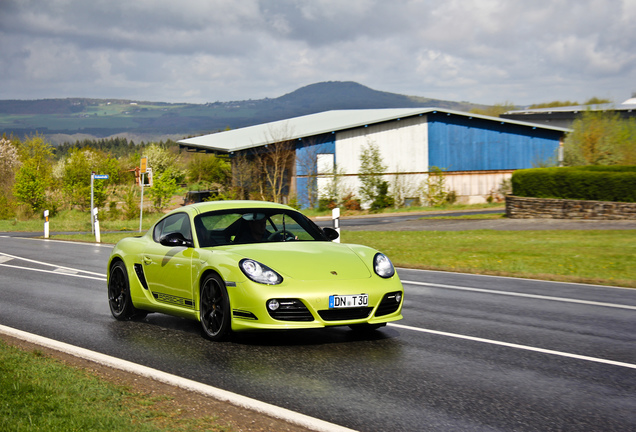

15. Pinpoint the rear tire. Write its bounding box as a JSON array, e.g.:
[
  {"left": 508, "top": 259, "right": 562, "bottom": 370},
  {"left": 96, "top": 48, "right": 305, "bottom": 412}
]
[
  {"left": 200, "top": 273, "right": 231, "bottom": 341},
  {"left": 108, "top": 261, "right": 143, "bottom": 320}
]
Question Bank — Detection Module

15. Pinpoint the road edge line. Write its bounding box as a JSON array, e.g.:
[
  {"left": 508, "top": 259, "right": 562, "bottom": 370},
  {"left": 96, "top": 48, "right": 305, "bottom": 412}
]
[{"left": 0, "top": 324, "right": 357, "bottom": 432}]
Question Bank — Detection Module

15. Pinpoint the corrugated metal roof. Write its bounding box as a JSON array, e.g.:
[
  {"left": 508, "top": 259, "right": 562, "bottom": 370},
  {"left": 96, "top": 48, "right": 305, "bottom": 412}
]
[
  {"left": 505, "top": 101, "right": 636, "bottom": 115},
  {"left": 178, "top": 108, "right": 571, "bottom": 153}
]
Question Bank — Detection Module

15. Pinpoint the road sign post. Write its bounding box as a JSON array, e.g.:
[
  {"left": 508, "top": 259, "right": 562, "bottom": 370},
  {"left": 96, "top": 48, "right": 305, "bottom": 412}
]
[{"left": 90, "top": 172, "right": 94, "bottom": 233}]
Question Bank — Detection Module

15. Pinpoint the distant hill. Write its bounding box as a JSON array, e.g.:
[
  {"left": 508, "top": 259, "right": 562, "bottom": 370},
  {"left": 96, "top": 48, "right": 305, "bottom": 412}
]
[{"left": 0, "top": 81, "right": 488, "bottom": 144}]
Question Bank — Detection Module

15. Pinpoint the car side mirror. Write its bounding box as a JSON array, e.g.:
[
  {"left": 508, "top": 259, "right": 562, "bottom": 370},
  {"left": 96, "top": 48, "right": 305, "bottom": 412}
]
[
  {"left": 160, "top": 232, "right": 193, "bottom": 248},
  {"left": 323, "top": 227, "right": 339, "bottom": 241}
]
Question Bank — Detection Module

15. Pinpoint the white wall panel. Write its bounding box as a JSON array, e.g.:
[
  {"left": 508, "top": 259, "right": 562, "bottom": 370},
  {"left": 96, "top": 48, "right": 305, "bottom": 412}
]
[
  {"left": 331, "top": 116, "right": 429, "bottom": 203},
  {"left": 335, "top": 116, "right": 428, "bottom": 175}
]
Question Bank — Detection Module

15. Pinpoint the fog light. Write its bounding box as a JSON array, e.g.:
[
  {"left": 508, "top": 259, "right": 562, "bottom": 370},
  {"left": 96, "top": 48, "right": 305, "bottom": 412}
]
[
  {"left": 267, "top": 299, "right": 280, "bottom": 311},
  {"left": 395, "top": 293, "right": 402, "bottom": 303}
]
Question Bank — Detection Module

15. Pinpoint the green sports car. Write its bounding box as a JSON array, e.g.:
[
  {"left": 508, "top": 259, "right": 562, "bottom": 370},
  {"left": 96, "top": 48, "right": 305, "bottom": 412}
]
[{"left": 107, "top": 201, "right": 403, "bottom": 341}]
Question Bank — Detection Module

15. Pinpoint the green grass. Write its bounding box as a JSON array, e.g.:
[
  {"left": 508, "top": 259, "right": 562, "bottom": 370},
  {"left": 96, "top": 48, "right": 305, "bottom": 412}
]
[
  {"left": 0, "top": 340, "right": 232, "bottom": 432},
  {"left": 342, "top": 230, "right": 636, "bottom": 287},
  {"left": 0, "top": 210, "right": 164, "bottom": 233}
]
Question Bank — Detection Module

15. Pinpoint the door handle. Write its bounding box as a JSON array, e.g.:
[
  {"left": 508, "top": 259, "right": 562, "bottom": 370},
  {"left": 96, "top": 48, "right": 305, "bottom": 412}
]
[{"left": 143, "top": 255, "right": 153, "bottom": 265}]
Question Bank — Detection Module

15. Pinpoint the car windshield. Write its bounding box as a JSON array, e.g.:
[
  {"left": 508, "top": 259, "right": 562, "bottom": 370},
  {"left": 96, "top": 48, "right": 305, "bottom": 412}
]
[{"left": 193, "top": 208, "right": 328, "bottom": 247}]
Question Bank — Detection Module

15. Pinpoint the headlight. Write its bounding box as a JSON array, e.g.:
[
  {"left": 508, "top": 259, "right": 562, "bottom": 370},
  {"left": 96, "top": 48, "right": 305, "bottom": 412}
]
[
  {"left": 240, "top": 259, "right": 283, "bottom": 285},
  {"left": 373, "top": 253, "right": 395, "bottom": 278}
]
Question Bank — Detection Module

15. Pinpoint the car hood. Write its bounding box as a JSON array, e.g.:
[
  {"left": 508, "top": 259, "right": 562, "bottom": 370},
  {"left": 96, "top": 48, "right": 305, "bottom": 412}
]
[{"left": 222, "top": 242, "right": 372, "bottom": 281}]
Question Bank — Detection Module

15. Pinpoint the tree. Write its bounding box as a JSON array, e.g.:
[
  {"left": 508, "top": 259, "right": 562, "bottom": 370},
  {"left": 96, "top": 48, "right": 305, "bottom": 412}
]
[
  {"left": 148, "top": 168, "right": 179, "bottom": 211},
  {"left": 358, "top": 141, "right": 387, "bottom": 205},
  {"left": 0, "top": 138, "right": 20, "bottom": 193},
  {"left": 13, "top": 162, "right": 48, "bottom": 214},
  {"left": 187, "top": 153, "right": 231, "bottom": 186},
  {"left": 59, "top": 148, "right": 119, "bottom": 210},
  {"left": 564, "top": 110, "right": 636, "bottom": 166},
  {"left": 259, "top": 125, "right": 296, "bottom": 203},
  {"left": 230, "top": 152, "right": 258, "bottom": 200},
  {"left": 0, "top": 137, "right": 20, "bottom": 217},
  {"left": 144, "top": 143, "right": 185, "bottom": 183},
  {"left": 61, "top": 149, "right": 98, "bottom": 209},
  {"left": 13, "top": 135, "right": 54, "bottom": 215}
]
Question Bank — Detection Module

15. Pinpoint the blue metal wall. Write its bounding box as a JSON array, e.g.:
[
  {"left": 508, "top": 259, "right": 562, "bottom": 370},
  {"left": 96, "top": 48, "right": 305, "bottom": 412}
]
[
  {"left": 295, "top": 133, "right": 335, "bottom": 208},
  {"left": 427, "top": 112, "right": 562, "bottom": 171}
]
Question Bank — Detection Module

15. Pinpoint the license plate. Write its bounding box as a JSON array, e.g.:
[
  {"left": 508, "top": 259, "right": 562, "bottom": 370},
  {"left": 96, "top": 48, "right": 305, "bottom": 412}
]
[{"left": 329, "top": 294, "right": 368, "bottom": 309}]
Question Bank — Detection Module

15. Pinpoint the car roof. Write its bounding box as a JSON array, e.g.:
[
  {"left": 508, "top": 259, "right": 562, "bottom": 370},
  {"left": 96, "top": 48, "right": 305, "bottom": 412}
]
[{"left": 169, "top": 200, "right": 295, "bottom": 217}]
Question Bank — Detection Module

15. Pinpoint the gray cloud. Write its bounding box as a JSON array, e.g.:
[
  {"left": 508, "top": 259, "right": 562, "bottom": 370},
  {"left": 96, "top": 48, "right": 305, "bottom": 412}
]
[{"left": 1, "top": 0, "right": 634, "bottom": 105}]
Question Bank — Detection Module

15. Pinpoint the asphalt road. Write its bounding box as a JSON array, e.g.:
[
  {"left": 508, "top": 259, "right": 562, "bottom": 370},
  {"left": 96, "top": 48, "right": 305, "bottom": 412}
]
[
  {"left": 0, "top": 236, "right": 635, "bottom": 432},
  {"left": 314, "top": 209, "right": 636, "bottom": 231}
]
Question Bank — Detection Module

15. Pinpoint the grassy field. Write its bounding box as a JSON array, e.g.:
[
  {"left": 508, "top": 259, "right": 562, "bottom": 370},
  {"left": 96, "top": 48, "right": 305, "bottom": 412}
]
[
  {"left": 342, "top": 230, "right": 636, "bottom": 288},
  {"left": 0, "top": 340, "right": 232, "bottom": 432}
]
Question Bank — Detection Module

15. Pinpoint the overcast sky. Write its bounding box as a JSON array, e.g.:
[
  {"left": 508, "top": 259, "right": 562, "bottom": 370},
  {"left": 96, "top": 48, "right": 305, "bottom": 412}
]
[{"left": 1, "top": 0, "right": 635, "bottom": 106}]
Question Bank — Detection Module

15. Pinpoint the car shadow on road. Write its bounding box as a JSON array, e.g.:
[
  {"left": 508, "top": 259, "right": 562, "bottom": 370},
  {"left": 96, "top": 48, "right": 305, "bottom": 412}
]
[{"left": 111, "top": 313, "right": 401, "bottom": 348}]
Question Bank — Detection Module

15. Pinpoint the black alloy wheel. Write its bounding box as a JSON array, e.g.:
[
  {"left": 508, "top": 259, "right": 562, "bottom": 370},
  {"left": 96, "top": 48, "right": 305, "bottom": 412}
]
[
  {"left": 108, "top": 261, "right": 147, "bottom": 320},
  {"left": 200, "top": 273, "right": 231, "bottom": 341},
  {"left": 108, "top": 261, "right": 135, "bottom": 320}
]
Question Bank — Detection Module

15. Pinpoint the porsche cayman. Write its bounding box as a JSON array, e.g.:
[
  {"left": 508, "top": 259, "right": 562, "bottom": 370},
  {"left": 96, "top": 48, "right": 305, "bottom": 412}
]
[{"left": 107, "top": 201, "right": 404, "bottom": 340}]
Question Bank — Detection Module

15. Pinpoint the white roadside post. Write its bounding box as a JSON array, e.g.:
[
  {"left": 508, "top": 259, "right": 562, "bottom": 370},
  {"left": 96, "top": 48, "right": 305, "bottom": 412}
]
[
  {"left": 139, "top": 157, "right": 147, "bottom": 232},
  {"left": 43, "top": 210, "right": 49, "bottom": 239},
  {"left": 91, "top": 173, "right": 109, "bottom": 236},
  {"left": 93, "top": 207, "right": 101, "bottom": 243},
  {"left": 332, "top": 207, "right": 340, "bottom": 243}
]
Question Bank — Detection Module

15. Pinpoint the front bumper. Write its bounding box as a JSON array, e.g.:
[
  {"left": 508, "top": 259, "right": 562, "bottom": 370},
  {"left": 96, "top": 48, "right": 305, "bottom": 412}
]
[{"left": 227, "top": 277, "right": 404, "bottom": 332}]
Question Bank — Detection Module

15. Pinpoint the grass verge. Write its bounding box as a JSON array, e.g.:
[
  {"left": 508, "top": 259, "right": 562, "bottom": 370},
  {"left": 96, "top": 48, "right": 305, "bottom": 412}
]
[
  {"left": 0, "top": 340, "right": 232, "bottom": 432},
  {"left": 0, "top": 210, "right": 164, "bottom": 233},
  {"left": 342, "top": 230, "right": 636, "bottom": 288}
]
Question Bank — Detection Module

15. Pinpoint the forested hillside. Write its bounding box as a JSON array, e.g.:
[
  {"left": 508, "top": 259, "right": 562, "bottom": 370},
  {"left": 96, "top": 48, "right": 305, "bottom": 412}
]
[{"left": 0, "top": 81, "right": 486, "bottom": 144}]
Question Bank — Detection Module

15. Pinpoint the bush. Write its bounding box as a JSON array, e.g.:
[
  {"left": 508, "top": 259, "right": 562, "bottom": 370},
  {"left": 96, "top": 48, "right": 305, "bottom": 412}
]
[
  {"left": 370, "top": 181, "right": 395, "bottom": 211},
  {"left": 342, "top": 193, "right": 361, "bottom": 211},
  {"left": 511, "top": 166, "right": 636, "bottom": 202}
]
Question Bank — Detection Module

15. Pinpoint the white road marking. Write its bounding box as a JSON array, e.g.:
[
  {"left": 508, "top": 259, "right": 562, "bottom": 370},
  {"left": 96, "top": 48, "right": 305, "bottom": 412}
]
[
  {"left": 389, "top": 323, "right": 636, "bottom": 370},
  {"left": 0, "top": 325, "right": 357, "bottom": 432},
  {"left": 0, "top": 263, "right": 106, "bottom": 281},
  {"left": 398, "top": 267, "right": 633, "bottom": 291},
  {"left": 403, "top": 280, "right": 636, "bottom": 310},
  {"left": 0, "top": 252, "right": 105, "bottom": 278}
]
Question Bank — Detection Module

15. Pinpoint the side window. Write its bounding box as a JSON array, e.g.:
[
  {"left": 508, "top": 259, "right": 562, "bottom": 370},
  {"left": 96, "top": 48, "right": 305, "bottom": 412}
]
[{"left": 153, "top": 213, "right": 192, "bottom": 243}]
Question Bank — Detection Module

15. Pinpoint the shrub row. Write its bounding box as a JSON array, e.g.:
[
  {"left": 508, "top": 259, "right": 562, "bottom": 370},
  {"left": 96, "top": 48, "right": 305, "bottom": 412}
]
[{"left": 511, "top": 166, "right": 636, "bottom": 203}]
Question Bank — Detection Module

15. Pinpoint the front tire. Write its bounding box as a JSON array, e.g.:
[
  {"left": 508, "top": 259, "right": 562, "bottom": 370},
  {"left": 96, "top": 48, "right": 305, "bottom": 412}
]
[
  {"left": 200, "top": 273, "right": 231, "bottom": 341},
  {"left": 108, "top": 261, "right": 144, "bottom": 320}
]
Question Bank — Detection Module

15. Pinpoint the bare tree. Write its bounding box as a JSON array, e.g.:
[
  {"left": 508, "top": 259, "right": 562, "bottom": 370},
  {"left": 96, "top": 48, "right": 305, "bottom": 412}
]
[{"left": 258, "top": 123, "right": 296, "bottom": 203}]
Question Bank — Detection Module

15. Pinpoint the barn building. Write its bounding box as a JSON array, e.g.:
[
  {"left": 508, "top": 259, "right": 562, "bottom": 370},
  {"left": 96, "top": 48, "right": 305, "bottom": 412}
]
[
  {"left": 501, "top": 95, "right": 636, "bottom": 129},
  {"left": 178, "top": 108, "right": 569, "bottom": 208}
]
